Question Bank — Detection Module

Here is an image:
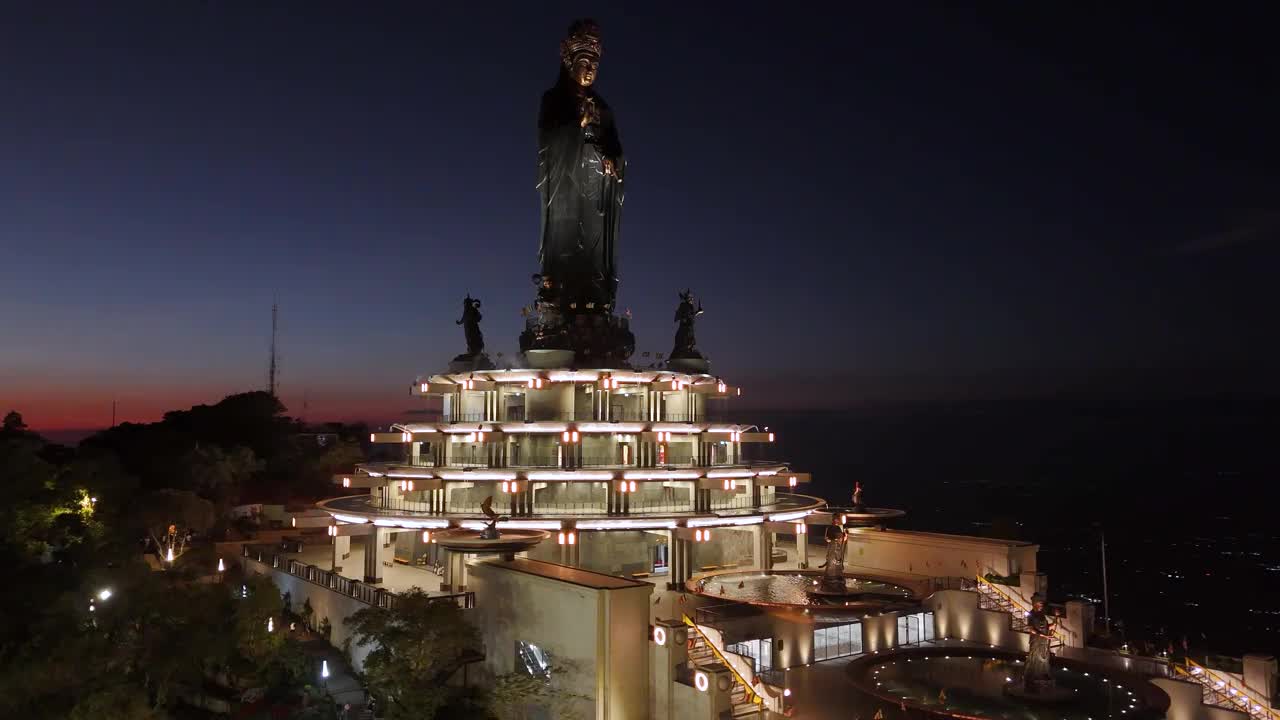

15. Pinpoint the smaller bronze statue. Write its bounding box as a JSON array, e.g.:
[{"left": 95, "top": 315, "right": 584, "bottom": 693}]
[
  {"left": 1024, "top": 593, "right": 1057, "bottom": 693},
  {"left": 852, "top": 481, "right": 865, "bottom": 511},
  {"left": 478, "top": 495, "right": 507, "bottom": 540},
  {"left": 814, "top": 515, "right": 849, "bottom": 595},
  {"left": 456, "top": 295, "right": 484, "bottom": 358},
  {"left": 669, "top": 289, "right": 704, "bottom": 359}
]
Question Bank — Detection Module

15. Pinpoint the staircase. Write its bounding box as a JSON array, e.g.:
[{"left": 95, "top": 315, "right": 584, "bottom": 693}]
[
  {"left": 684, "top": 621, "right": 773, "bottom": 718},
  {"left": 1173, "top": 659, "right": 1279, "bottom": 720},
  {"left": 974, "top": 576, "right": 1064, "bottom": 648}
]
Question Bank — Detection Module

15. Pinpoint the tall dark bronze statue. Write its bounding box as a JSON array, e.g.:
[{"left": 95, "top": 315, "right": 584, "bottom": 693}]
[
  {"left": 456, "top": 295, "right": 484, "bottom": 357},
  {"left": 1024, "top": 593, "right": 1056, "bottom": 693},
  {"left": 670, "top": 289, "right": 704, "bottom": 359},
  {"left": 536, "top": 18, "right": 625, "bottom": 311}
]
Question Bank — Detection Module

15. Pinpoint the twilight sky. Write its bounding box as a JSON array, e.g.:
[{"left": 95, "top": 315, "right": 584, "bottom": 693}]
[{"left": 2, "top": 3, "right": 1277, "bottom": 431}]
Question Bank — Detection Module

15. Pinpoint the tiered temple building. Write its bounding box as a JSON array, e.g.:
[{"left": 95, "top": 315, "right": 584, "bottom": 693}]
[{"left": 239, "top": 18, "right": 1280, "bottom": 720}]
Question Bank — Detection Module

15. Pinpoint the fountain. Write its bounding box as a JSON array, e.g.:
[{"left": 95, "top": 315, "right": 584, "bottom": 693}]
[
  {"left": 849, "top": 648, "right": 1168, "bottom": 720},
  {"left": 686, "top": 482, "right": 920, "bottom": 614},
  {"left": 430, "top": 496, "right": 549, "bottom": 557}
]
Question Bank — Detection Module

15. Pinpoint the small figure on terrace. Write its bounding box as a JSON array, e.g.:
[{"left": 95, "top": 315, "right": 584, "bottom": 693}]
[
  {"left": 478, "top": 495, "right": 507, "bottom": 540},
  {"left": 456, "top": 295, "right": 484, "bottom": 357},
  {"left": 815, "top": 515, "right": 849, "bottom": 594},
  {"left": 852, "top": 481, "right": 865, "bottom": 511},
  {"left": 670, "top": 289, "right": 704, "bottom": 359}
]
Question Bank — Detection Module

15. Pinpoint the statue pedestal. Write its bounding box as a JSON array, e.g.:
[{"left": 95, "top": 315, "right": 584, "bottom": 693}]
[
  {"left": 449, "top": 354, "right": 495, "bottom": 373},
  {"left": 520, "top": 349, "right": 576, "bottom": 369},
  {"left": 667, "top": 357, "right": 711, "bottom": 373}
]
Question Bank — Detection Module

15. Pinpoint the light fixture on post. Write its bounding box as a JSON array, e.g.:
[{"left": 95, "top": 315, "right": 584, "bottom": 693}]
[{"left": 422, "top": 530, "right": 431, "bottom": 543}]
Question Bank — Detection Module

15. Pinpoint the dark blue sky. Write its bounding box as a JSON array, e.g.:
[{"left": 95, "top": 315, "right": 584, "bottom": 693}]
[{"left": 2, "top": 3, "right": 1277, "bottom": 429}]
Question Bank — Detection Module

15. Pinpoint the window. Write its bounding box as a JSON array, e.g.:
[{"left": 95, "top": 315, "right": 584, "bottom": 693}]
[
  {"left": 813, "top": 622, "right": 862, "bottom": 662},
  {"left": 726, "top": 638, "right": 773, "bottom": 673},
  {"left": 895, "top": 612, "right": 935, "bottom": 646}
]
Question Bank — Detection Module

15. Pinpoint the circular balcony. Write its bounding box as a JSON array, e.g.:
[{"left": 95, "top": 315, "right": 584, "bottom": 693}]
[{"left": 317, "top": 491, "right": 826, "bottom": 530}]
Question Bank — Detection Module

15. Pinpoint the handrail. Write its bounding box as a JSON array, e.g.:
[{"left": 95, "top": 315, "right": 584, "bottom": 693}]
[
  {"left": 1176, "top": 658, "right": 1279, "bottom": 720},
  {"left": 974, "top": 575, "right": 1072, "bottom": 645},
  {"left": 682, "top": 614, "right": 785, "bottom": 715}
]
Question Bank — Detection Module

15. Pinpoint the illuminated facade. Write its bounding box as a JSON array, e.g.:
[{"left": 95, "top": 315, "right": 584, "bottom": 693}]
[{"left": 321, "top": 367, "right": 822, "bottom": 590}]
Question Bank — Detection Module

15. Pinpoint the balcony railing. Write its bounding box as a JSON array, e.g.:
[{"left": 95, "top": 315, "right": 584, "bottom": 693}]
[
  {"left": 240, "top": 544, "right": 475, "bottom": 611},
  {"left": 433, "top": 410, "right": 735, "bottom": 424}
]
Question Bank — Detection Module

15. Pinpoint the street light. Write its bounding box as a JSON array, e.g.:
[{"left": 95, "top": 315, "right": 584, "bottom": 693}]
[{"left": 97, "top": 588, "right": 112, "bottom": 601}]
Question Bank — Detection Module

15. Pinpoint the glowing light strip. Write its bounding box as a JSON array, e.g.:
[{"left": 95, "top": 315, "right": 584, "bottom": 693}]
[
  {"left": 688, "top": 516, "right": 765, "bottom": 527},
  {"left": 705, "top": 426, "right": 742, "bottom": 433},
  {"left": 331, "top": 514, "right": 370, "bottom": 524},
  {"left": 767, "top": 510, "right": 814, "bottom": 522},
  {"left": 706, "top": 470, "right": 755, "bottom": 479},
  {"left": 649, "top": 424, "right": 705, "bottom": 434},
  {"left": 526, "top": 471, "right": 616, "bottom": 481},
  {"left": 441, "top": 426, "right": 494, "bottom": 434},
  {"left": 436, "top": 471, "right": 517, "bottom": 481},
  {"left": 548, "top": 371, "right": 600, "bottom": 382},
  {"left": 497, "top": 423, "right": 569, "bottom": 434},
  {"left": 575, "top": 422, "right": 647, "bottom": 433},
  {"left": 498, "top": 520, "right": 562, "bottom": 530},
  {"left": 385, "top": 471, "right": 436, "bottom": 479},
  {"left": 577, "top": 519, "right": 678, "bottom": 530},
  {"left": 393, "top": 424, "right": 437, "bottom": 433},
  {"left": 756, "top": 469, "right": 780, "bottom": 476},
  {"left": 623, "top": 470, "right": 700, "bottom": 480},
  {"left": 373, "top": 518, "right": 450, "bottom": 529}
]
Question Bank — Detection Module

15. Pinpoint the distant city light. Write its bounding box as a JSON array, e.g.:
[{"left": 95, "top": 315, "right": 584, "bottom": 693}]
[{"left": 97, "top": 589, "right": 112, "bottom": 601}]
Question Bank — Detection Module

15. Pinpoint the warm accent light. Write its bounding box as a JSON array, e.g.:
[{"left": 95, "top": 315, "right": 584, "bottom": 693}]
[
  {"left": 788, "top": 476, "right": 798, "bottom": 487},
  {"left": 653, "top": 626, "right": 667, "bottom": 645},
  {"left": 722, "top": 479, "right": 736, "bottom": 490},
  {"left": 327, "top": 525, "right": 337, "bottom": 537},
  {"left": 267, "top": 617, "right": 274, "bottom": 633},
  {"left": 795, "top": 521, "right": 807, "bottom": 535},
  {"left": 422, "top": 530, "right": 431, "bottom": 542},
  {"left": 717, "top": 381, "right": 726, "bottom": 393},
  {"left": 291, "top": 517, "right": 297, "bottom": 528},
  {"left": 322, "top": 660, "right": 330, "bottom": 679},
  {"left": 342, "top": 477, "right": 351, "bottom": 488},
  {"left": 768, "top": 432, "right": 775, "bottom": 442},
  {"left": 695, "top": 671, "right": 709, "bottom": 692},
  {"left": 217, "top": 557, "right": 225, "bottom": 572},
  {"left": 420, "top": 382, "right": 429, "bottom": 392}
]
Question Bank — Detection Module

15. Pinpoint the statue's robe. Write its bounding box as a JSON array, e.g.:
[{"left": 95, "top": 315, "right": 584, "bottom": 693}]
[
  {"left": 1024, "top": 609, "right": 1054, "bottom": 691},
  {"left": 537, "top": 73, "right": 625, "bottom": 309}
]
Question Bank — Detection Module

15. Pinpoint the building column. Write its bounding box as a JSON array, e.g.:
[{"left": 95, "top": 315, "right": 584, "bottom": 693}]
[
  {"left": 753, "top": 524, "right": 774, "bottom": 571},
  {"left": 332, "top": 534, "right": 351, "bottom": 572},
  {"left": 363, "top": 528, "right": 392, "bottom": 583},
  {"left": 797, "top": 524, "right": 809, "bottom": 569},
  {"left": 670, "top": 536, "right": 693, "bottom": 590}
]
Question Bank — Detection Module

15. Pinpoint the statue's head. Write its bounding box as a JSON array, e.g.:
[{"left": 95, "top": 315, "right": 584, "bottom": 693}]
[
  {"left": 1031, "top": 592, "right": 1045, "bottom": 609},
  {"left": 561, "top": 18, "right": 602, "bottom": 87},
  {"left": 679, "top": 289, "right": 693, "bottom": 304}
]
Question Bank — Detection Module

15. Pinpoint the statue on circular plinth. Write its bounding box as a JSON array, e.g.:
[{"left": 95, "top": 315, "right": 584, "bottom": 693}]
[
  {"left": 670, "top": 289, "right": 705, "bottom": 360},
  {"left": 813, "top": 516, "right": 849, "bottom": 595},
  {"left": 852, "top": 481, "right": 865, "bottom": 511},
  {"left": 537, "top": 18, "right": 624, "bottom": 312},
  {"left": 478, "top": 496, "right": 508, "bottom": 541},
  {"left": 1024, "top": 593, "right": 1057, "bottom": 693},
  {"left": 456, "top": 295, "right": 484, "bottom": 356}
]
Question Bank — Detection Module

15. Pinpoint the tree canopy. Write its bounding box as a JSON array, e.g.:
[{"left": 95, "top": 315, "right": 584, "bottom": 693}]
[{"left": 347, "top": 589, "right": 484, "bottom": 719}]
